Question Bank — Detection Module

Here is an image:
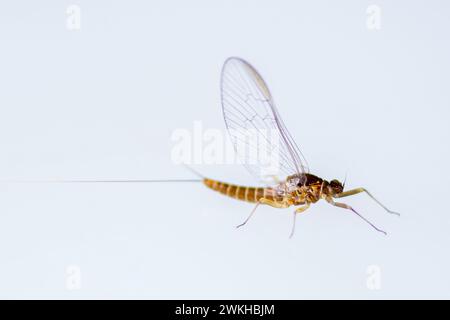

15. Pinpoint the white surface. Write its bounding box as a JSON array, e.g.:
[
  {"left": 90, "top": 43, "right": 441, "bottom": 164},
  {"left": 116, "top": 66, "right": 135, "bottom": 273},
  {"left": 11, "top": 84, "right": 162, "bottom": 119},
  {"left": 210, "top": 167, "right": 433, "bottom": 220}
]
[{"left": 0, "top": 0, "right": 449, "bottom": 299}]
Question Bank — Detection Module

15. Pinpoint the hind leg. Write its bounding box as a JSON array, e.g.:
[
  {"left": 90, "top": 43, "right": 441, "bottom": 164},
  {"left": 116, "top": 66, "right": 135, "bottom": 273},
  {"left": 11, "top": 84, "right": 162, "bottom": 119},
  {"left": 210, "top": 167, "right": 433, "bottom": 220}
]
[
  {"left": 260, "top": 198, "right": 290, "bottom": 208},
  {"left": 236, "top": 198, "right": 289, "bottom": 229}
]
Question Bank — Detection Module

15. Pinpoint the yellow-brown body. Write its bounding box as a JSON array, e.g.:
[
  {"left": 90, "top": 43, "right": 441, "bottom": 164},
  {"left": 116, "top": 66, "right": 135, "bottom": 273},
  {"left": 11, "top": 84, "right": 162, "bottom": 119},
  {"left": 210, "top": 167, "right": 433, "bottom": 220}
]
[
  {"left": 203, "top": 173, "right": 395, "bottom": 235},
  {"left": 203, "top": 173, "right": 341, "bottom": 208}
]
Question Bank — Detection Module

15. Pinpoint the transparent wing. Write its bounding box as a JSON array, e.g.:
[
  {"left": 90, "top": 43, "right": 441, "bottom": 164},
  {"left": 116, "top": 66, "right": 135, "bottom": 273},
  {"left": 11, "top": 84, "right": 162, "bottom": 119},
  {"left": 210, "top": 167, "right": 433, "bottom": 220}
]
[{"left": 221, "top": 57, "right": 309, "bottom": 185}]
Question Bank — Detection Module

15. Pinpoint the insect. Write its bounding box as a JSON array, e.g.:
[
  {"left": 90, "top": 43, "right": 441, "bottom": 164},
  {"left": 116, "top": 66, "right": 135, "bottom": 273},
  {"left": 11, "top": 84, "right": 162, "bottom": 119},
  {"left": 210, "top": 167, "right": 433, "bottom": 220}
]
[
  {"left": 2, "top": 57, "right": 398, "bottom": 238},
  {"left": 202, "top": 57, "right": 399, "bottom": 237}
]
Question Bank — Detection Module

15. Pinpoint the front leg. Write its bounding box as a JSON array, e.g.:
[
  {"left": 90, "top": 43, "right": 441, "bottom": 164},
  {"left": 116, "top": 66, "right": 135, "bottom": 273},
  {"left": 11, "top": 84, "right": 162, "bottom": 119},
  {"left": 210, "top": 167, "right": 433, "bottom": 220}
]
[
  {"left": 325, "top": 197, "right": 387, "bottom": 235},
  {"left": 335, "top": 188, "right": 400, "bottom": 216}
]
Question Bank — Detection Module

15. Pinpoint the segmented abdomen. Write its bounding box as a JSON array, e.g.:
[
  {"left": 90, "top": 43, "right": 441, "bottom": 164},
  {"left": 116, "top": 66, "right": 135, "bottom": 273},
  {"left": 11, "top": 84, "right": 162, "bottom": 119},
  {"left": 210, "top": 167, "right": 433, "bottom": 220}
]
[{"left": 203, "top": 178, "right": 280, "bottom": 203}]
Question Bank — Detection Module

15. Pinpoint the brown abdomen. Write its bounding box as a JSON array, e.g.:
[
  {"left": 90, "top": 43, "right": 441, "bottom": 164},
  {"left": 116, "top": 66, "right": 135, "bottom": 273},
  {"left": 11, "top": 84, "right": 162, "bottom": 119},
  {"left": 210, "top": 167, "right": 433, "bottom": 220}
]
[{"left": 203, "top": 178, "right": 270, "bottom": 203}]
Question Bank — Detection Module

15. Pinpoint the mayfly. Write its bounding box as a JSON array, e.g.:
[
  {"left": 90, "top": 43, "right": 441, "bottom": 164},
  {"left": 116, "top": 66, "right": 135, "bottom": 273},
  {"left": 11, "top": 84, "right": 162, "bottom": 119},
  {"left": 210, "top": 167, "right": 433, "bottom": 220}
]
[
  {"left": 200, "top": 57, "right": 399, "bottom": 237},
  {"left": 1, "top": 57, "right": 399, "bottom": 237}
]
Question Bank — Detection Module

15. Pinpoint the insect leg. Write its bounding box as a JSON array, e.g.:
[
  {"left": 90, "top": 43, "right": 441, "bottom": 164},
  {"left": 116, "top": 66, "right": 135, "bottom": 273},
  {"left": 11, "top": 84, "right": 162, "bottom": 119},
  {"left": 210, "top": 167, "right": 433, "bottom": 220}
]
[
  {"left": 289, "top": 204, "right": 310, "bottom": 239},
  {"left": 259, "top": 198, "right": 290, "bottom": 209},
  {"left": 326, "top": 197, "right": 387, "bottom": 235},
  {"left": 236, "top": 198, "right": 289, "bottom": 229},
  {"left": 334, "top": 188, "right": 400, "bottom": 216},
  {"left": 236, "top": 202, "right": 261, "bottom": 228}
]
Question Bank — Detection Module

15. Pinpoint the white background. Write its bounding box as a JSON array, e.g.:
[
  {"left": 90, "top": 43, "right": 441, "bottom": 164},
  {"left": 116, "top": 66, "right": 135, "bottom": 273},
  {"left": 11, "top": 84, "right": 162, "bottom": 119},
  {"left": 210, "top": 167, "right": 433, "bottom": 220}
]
[{"left": 0, "top": 0, "right": 449, "bottom": 299}]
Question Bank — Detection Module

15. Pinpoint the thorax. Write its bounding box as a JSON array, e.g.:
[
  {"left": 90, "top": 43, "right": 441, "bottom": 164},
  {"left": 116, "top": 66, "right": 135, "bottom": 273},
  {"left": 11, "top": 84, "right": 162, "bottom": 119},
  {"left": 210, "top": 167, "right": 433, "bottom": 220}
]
[{"left": 274, "top": 173, "right": 330, "bottom": 206}]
